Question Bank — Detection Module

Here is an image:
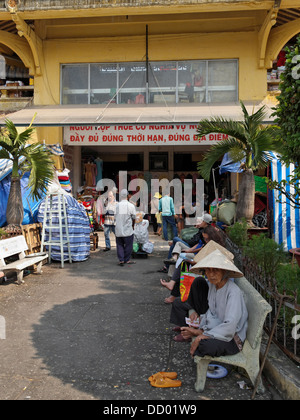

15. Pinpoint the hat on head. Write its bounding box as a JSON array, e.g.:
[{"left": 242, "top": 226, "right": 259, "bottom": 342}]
[
  {"left": 190, "top": 249, "right": 243, "bottom": 278},
  {"left": 120, "top": 188, "right": 128, "bottom": 198},
  {"left": 154, "top": 192, "right": 162, "bottom": 199},
  {"left": 192, "top": 240, "right": 234, "bottom": 266},
  {"left": 196, "top": 213, "right": 212, "bottom": 225}
]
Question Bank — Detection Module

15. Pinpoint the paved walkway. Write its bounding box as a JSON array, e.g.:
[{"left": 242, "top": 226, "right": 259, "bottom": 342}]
[{"left": 0, "top": 231, "right": 280, "bottom": 400}]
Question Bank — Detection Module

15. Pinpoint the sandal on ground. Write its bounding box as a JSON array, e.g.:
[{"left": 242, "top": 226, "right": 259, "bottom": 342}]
[
  {"left": 164, "top": 295, "right": 175, "bottom": 304},
  {"left": 157, "top": 267, "right": 168, "bottom": 273},
  {"left": 150, "top": 376, "right": 182, "bottom": 388},
  {"left": 148, "top": 372, "right": 178, "bottom": 382},
  {"left": 126, "top": 260, "right": 136, "bottom": 265},
  {"left": 118, "top": 262, "right": 124, "bottom": 266}
]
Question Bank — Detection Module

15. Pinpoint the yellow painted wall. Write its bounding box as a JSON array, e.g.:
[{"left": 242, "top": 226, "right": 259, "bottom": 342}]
[
  {"left": 36, "top": 30, "right": 266, "bottom": 105},
  {"left": 35, "top": 126, "right": 64, "bottom": 168}
]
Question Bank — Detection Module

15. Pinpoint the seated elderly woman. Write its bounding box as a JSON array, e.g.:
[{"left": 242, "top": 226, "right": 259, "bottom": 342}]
[
  {"left": 181, "top": 249, "right": 248, "bottom": 358},
  {"left": 170, "top": 240, "right": 234, "bottom": 342}
]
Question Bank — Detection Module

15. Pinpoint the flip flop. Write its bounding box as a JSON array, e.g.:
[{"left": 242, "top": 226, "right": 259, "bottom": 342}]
[
  {"left": 148, "top": 372, "right": 177, "bottom": 382},
  {"left": 150, "top": 376, "right": 182, "bottom": 388},
  {"left": 157, "top": 267, "right": 168, "bottom": 273},
  {"left": 118, "top": 262, "right": 124, "bottom": 266},
  {"left": 126, "top": 261, "right": 136, "bottom": 264}
]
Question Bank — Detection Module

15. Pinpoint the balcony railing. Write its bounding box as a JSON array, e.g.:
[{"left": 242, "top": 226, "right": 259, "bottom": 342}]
[{"left": 0, "top": 0, "right": 259, "bottom": 11}]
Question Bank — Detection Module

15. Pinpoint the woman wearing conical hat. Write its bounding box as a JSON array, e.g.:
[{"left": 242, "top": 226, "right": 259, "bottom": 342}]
[
  {"left": 181, "top": 249, "right": 248, "bottom": 357},
  {"left": 170, "top": 239, "right": 232, "bottom": 342}
]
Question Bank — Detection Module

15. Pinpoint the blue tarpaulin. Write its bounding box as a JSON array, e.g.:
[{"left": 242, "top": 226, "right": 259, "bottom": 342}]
[
  {"left": 219, "top": 153, "right": 244, "bottom": 174},
  {"left": 0, "top": 150, "right": 44, "bottom": 226},
  {"left": 0, "top": 168, "right": 44, "bottom": 227}
]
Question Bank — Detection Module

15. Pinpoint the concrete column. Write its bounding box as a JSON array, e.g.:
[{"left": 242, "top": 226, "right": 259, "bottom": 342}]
[{"left": 72, "top": 146, "right": 81, "bottom": 197}]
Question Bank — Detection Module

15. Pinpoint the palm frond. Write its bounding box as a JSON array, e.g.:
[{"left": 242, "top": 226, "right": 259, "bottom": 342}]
[
  {"left": 16, "top": 126, "right": 35, "bottom": 146},
  {"left": 197, "top": 117, "right": 247, "bottom": 145},
  {"left": 240, "top": 102, "right": 270, "bottom": 148},
  {"left": 0, "top": 147, "right": 12, "bottom": 161},
  {"left": 197, "top": 102, "right": 281, "bottom": 178},
  {"left": 3, "top": 119, "right": 35, "bottom": 150},
  {"left": 0, "top": 137, "right": 13, "bottom": 151},
  {"left": 197, "top": 137, "right": 246, "bottom": 181},
  {"left": 4, "top": 119, "right": 19, "bottom": 143},
  {"left": 22, "top": 145, "right": 54, "bottom": 200}
]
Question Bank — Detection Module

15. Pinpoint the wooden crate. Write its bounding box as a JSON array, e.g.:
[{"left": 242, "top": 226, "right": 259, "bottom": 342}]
[{"left": 21, "top": 223, "right": 42, "bottom": 255}]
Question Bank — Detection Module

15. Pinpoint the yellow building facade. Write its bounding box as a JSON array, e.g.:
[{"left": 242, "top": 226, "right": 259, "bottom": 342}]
[{"left": 0, "top": 0, "right": 299, "bottom": 196}]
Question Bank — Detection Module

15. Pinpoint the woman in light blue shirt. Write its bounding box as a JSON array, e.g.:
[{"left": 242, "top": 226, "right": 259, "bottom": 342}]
[
  {"left": 158, "top": 193, "right": 178, "bottom": 241},
  {"left": 181, "top": 249, "right": 248, "bottom": 358}
]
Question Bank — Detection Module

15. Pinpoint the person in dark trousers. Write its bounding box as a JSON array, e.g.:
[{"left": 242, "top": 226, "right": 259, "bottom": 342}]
[
  {"left": 115, "top": 189, "right": 136, "bottom": 266},
  {"left": 159, "top": 192, "right": 178, "bottom": 241}
]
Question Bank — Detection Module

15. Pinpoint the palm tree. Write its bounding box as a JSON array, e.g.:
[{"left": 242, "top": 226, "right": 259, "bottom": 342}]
[
  {"left": 197, "top": 102, "right": 282, "bottom": 224},
  {"left": 0, "top": 118, "right": 54, "bottom": 225}
]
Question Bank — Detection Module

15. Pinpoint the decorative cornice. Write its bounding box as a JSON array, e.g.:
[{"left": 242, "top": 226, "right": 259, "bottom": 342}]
[{"left": 9, "top": 12, "right": 42, "bottom": 75}]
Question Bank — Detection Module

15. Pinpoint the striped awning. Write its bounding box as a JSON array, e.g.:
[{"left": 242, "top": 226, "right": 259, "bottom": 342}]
[
  {"left": 269, "top": 152, "right": 300, "bottom": 251},
  {"left": 45, "top": 143, "right": 64, "bottom": 156}
]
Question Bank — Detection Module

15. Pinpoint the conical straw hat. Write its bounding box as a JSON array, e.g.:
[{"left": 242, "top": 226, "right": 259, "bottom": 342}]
[
  {"left": 193, "top": 240, "right": 234, "bottom": 265},
  {"left": 190, "top": 249, "right": 243, "bottom": 278}
]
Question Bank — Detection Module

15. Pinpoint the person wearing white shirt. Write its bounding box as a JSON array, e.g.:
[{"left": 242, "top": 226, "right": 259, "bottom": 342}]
[{"left": 115, "top": 189, "right": 136, "bottom": 266}]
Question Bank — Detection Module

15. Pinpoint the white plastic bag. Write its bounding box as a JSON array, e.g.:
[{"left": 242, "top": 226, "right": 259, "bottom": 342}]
[
  {"left": 142, "top": 241, "right": 154, "bottom": 254},
  {"left": 134, "top": 219, "right": 149, "bottom": 244}
]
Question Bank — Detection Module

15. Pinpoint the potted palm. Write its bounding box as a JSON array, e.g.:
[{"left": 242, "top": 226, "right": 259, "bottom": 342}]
[
  {"left": 197, "top": 102, "right": 283, "bottom": 225},
  {"left": 0, "top": 118, "right": 54, "bottom": 226}
]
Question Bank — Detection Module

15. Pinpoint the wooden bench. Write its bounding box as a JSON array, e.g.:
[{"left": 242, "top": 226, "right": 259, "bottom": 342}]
[
  {"left": 0, "top": 235, "right": 48, "bottom": 284},
  {"left": 193, "top": 276, "right": 272, "bottom": 394}
]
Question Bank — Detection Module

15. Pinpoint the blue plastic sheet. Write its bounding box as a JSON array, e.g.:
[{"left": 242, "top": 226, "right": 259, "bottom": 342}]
[
  {"left": 219, "top": 153, "right": 244, "bottom": 174},
  {"left": 0, "top": 172, "right": 44, "bottom": 227}
]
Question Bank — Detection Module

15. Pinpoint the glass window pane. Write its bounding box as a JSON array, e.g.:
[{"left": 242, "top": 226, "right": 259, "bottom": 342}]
[
  {"left": 119, "top": 62, "right": 147, "bottom": 104},
  {"left": 60, "top": 59, "right": 238, "bottom": 105},
  {"left": 90, "top": 63, "right": 118, "bottom": 104},
  {"left": 178, "top": 61, "right": 206, "bottom": 103},
  {"left": 149, "top": 62, "right": 176, "bottom": 104},
  {"left": 207, "top": 60, "right": 238, "bottom": 103},
  {"left": 61, "top": 64, "right": 88, "bottom": 104}
]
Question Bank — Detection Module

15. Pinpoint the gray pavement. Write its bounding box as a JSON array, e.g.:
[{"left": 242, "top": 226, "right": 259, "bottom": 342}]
[{"left": 0, "top": 231, "right": 280, "bottom": 401}]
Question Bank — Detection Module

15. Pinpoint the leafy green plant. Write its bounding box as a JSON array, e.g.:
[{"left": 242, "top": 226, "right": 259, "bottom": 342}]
[
  {"left": 0, "top": 228, "right": 7, "bottom": 239},
  {"left": 272, "top": 35, "right": 300, "bottom": 176},
  {"left": 276, "top": 262, "right": 300, "bottom": 298},
  {"left": 226, "top": 219, "right": 249, "bottom": 248},
  {"left": 267, "top": 36, "right": 300, "bottom": 209},
  {"left": 243, "top": 234, "right": 285, "bottom": 279}
]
